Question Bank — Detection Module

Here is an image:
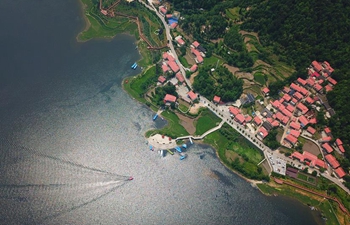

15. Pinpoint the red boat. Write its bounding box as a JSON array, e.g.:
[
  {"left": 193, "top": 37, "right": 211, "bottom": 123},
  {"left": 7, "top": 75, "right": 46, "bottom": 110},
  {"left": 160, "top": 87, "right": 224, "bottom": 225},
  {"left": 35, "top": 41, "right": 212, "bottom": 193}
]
[{"left": 128, "top": 176, "right": 133, "bottom": 180}]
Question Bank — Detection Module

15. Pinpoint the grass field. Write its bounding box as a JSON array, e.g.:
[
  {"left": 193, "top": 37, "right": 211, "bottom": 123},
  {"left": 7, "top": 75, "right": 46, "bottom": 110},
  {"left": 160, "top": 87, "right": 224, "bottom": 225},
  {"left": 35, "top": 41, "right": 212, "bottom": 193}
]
[
  {"left": 129, "top": 66, "right": 156, "bottom": 95},
  {"left": 158, "top": 110, "right": 189, "bottom": 138},
  {"left": 254, "top": 72, "right": 266, "bottom": 85},
  {"left": 179, "top": 56, "right": 190, "bottom": 68},
  {"left": 194, "top": 109, "right": 221, "bottom": 135},
  {"left": 225, "top": 7, "right": 240, "bottom": 20},
  {"left": 204, "top": 55, "right": 224, "bottom": 67}
]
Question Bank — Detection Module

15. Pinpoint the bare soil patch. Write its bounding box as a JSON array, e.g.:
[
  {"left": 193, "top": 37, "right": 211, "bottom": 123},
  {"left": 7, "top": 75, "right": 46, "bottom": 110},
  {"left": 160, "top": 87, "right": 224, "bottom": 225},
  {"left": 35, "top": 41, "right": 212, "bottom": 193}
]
[
  {"left": 236, "top": 71, "right": 254, "bottom": 80},
  {"left": 223, "top": 63, "right": 240, "bottom": 75},
  {"left": 175, "top": 112, "right": 196, "bottom": 134},
  {"left": 189, "top": 102, "right": 205, "bottom": 114},
  {"left": 211, "top": 38, "right": 224, "bottom": 43},
  {"left": 184, "top": 50, "right": 196, "bottom": 66},
  {"left": 303, "top": 140, "right": 321, "bottom": 156},
  {"left": 189, "top": 71, "right": 199, "bottom": 84}
]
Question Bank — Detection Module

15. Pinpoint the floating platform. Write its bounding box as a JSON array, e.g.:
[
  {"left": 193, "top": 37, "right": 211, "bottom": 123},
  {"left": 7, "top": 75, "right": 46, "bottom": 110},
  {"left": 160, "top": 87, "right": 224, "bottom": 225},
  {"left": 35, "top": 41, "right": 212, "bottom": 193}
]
[{"left": 167, "top": 149, "right": 174, "bottom": 155}]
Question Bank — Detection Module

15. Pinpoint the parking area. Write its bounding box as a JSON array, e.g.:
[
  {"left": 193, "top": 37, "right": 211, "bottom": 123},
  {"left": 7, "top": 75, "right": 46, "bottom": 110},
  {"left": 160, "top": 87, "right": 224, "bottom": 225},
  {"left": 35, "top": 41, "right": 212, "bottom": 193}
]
[{"left": 267, "top": 152, "right": 287, "bottom": 175}]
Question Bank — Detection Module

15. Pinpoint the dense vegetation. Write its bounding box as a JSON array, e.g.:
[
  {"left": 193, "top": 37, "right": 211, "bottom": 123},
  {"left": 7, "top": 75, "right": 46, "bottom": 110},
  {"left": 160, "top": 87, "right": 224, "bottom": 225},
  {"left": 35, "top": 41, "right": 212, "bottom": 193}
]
[
  {"left": 193, "top": 65, "right": 243, "bottom": 102},
  {"left": 263, "top": 128, "right": 280, "bottom": 150}
]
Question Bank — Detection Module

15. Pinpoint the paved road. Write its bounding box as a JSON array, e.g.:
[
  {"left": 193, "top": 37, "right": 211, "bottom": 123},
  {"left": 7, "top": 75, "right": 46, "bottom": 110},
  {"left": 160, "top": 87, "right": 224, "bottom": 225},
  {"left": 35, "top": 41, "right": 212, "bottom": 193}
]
[{"left": 137, "top": 0, "right": 349, "bottom": 194}]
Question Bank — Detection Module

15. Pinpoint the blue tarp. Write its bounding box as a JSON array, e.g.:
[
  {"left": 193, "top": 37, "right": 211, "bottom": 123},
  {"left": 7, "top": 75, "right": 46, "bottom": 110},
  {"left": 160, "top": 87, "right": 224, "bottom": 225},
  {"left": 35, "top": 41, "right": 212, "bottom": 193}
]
[{"left": 168, "top": 18, "right": 178, "bottom": 25}]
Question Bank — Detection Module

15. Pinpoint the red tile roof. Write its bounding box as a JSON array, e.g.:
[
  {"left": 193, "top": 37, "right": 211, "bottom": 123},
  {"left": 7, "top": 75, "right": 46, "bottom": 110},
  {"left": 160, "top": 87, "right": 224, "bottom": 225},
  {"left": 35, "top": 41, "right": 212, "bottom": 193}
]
[
  {"left": 291, "top": 98, "right": 298, "bottom": 105},
  {"left": 325, "top": 84, "right": 333, "bottom": 92},
  {"left": 290, "top": 129, "right": 301, "bottom": 138},
  {"left": 282, "top": 116, "right": 290, "bottom": 125},
  {"left": 164, "top": 94, "right": 177, "bottom": 103},
  {"left": 298, "top": 115, "right": 309, "bottom": 126},
  {"left": 162, "top": 64, "right": 169, "bottom": 73},
  {"left": 334, "top": 167, "right": 346, "bottom": 178},
  {"left": 176, "top": 72, "right": 185, "bottom": 82},
  {"left": 290, "top": 122, "right": 301, "bottom": 130},
  {"left": 283, "top": 86, "right": 291, "bottom": 93},
  {"left": 159, "top": 6, "right": 167, "bottom": 14},
  {"left": 324, "top": 127, "right": 331, "bottom": 134},
  {"left": 290, "top": 83, "right": 301, "bottom": 92},
  {"left": 271, "top": 120, "right": 280, "bottom": 127},
  {"left": 166, "top": 14, "right": 173, "bottom": 18},
  {"left": 286, "top": 104, "right": 295, "bottom": 113},
  {"left": 187, "top": 90, "right": 197, "bottom": 100},
  {"left": 229, "top": 106, "right": 240, "bottom": 116},
  {"left": 285, "top": 134, "right": 298, "bottom": 145},
  {"left": 190, "top": 64, "right": 198, "bottom": 72},
  {"left": 292, "top": 151, "right": 327, "bottom": 168},
  {"left": 297, "top": 102, "right": 309, "bottom": 114},
  {"left": 235, "top": 114, "right": 245, "bottom": 124},
  {"left": 258, "top": 127, "right": 269, "bottom": 138},
  {"left": 306, "top": 78, "right": 315, "bottom": 86},
  {"left": 177, "top": 38, "right": 185, "bottom": 45},
  {"left": 322, "top": 136, "right": 332, "bottom": 142},
  {"left": 339, "top": 145, "right": 345, "bottom": 153},
  {"left": 299, "top": 87, "right": 309, "bottom": 96},
  {"left": 323, "top": 61, "right": 334, "bottom": 73},
  {"left": 262, "top": 87, "right": 270, "bottom": 94},
  {"left": 158, "top": 76, "right": 166, "bottom": 83},
  {"left": 253, "top": 116, "right": 262, "bottom": 125},
  {"left": 297, "top": 78, "right": 307, "bottom": 86},
  {"left": 292, "top": 151, "right": 304, "bottom": 161},
  {"left": 336, "top": 138, "right": 343, "bottom": 146},
  {"left": 278, "top": 104, "right": 285, "bottom": 112},
  {"left": 167, "top": 54, "right": 175, "bottom": 62},
  {"left": 271, "top": 100, "right": 280, "bottom": 109},
  {"left": 307, "top": 126, "right": 316, "bottom": 134},
  {"left": 318, "top": 79, "right": 324, "bottom": 85},
  {"left": 282, "top": 109, "right": 293, "bottom": 118},
  {"left": 322, "top": 143, "right": 333, "bottom": 153},
  {"left": 305, "top": 96, "right": 314, "bottom": 105},
  {"left": 162, "top": 52, "right": 169, "bottom": 59},
  {"left": 168, "top": 61, "right": 180, "bottom": 73},
  {"left": 293, "top": 92, "right": 303, "bottom": 100},
  {"left": 327, "top": 77, "right": 337, "bottom": 86},
  {"left": 170, "top": 23, "right": 178, "bottom": 29},
  {"left": 213, "top": 95, "right": 221, "bottom": 103},
  {"left": 275, "top": 112, "right": 284, "bottom": 121},
  {"left": 314, "top": 83, "right": 322, "bottom": 92},
  {"left": 192, "top": 41, "right": 200, "bottom": 48},
  {"left": 245, "top": 115, "right": 252, "bottom": 122},
  {"left": 312, "top": 60, "right": 323, "bottom": 72},
  {"left": 283, "top": 93, "right": 292, "bottom": 102},
  {"left": 309, "top": 118, "right": 317, "bottom": 124},
  {"left": 325, "top": 154, "right": 340, "bottom": 169}
]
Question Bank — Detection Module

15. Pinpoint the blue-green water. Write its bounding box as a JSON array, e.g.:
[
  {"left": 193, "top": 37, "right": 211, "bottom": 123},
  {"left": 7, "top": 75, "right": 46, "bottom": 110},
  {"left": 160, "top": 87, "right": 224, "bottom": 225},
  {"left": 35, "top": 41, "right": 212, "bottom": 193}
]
[{"left": 0, "top": 0, "right": 323, "bottom": 224}]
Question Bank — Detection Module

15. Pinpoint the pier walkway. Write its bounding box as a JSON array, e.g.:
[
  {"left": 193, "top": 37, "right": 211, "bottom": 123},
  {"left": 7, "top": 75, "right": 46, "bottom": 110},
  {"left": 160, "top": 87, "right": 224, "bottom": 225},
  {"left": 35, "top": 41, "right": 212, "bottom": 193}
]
[{"left": 176, "top": 120, "right": 225, "bottom": 141}]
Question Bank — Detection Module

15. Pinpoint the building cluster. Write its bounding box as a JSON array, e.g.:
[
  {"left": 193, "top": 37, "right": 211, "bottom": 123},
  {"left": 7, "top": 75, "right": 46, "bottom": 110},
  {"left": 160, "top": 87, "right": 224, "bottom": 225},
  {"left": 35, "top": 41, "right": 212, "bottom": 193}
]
[{"left": 212, "top": 61, "right": 346, "bottom": 179}]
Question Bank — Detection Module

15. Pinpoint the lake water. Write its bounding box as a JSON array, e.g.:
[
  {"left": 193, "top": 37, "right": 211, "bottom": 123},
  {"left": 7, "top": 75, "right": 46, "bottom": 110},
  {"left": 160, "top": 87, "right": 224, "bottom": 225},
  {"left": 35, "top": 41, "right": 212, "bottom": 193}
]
[{"left": 0, "top": 0, "right": 323, "bottom": 224}]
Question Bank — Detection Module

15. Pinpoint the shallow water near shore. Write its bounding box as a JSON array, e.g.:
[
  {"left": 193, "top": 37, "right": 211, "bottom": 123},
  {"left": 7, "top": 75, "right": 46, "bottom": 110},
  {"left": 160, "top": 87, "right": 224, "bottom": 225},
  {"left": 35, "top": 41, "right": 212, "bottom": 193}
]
[{"left": 0, "top": 0, "right": 323, "bottom": 224}]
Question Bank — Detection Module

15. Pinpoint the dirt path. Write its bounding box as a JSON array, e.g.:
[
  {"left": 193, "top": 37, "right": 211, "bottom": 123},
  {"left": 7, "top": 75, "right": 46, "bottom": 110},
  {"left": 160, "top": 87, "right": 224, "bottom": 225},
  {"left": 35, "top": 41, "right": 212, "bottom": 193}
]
[
  {"left": 223, "top": 63, "right": 240, "bottom": 75},
  {"left": 189, "top": 71, "right": 199, "bottom": 84}
]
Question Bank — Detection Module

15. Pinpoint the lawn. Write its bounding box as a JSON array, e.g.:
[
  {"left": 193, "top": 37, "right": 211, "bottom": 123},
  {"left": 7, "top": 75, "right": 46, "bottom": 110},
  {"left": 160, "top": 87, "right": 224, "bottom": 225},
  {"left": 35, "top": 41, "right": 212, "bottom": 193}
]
[
  {"left": 204, "top": 55, "right": 224, "bottom": 67},
  {"left": 157, "top": 110, "right": 189, "bottom": 138},
  {"left": 225, "top": 7, "right": 240, "bottom": 20},
  {"left": 254, "top": 72, "right": 266, "bottom": 85},
  {"left": 179, "top": 56, "right": 190, "bottom": 68},
  {"left": 129, "top": 66, "right": 157, "bottom": 96},
  {"left": 178, "top": 103, "right": 189, "bottom": 112},
  {"left": 194, "top": 109, "right": 221, "bottom": 135}
]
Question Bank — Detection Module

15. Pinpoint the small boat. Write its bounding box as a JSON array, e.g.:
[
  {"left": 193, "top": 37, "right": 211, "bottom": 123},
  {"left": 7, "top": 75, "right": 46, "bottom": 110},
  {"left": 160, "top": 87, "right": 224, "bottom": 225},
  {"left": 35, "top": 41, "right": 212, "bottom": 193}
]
[
  {"left": 180, "top": 155, "right": 186, "bottom": 160},
  {"left": 175, "top": 146, "right": 182, "bottom": 153},
  {"left": 153, "top": 114, "right": 158, "bottom": 121},
  {"left": 182, "top": 144, "right": 187, "bottom": 149},
  {"left": 128, "top": 176, "right": 133, "bottom": 180},
  {"left": 149, "top": 145, "right": 154, "bottom": 151},
  {"left": 133, "top": 64, "right": 138, "bottom": 70},
  {"left": 131, "top": 62, "right": 137, "bottom": 69}
]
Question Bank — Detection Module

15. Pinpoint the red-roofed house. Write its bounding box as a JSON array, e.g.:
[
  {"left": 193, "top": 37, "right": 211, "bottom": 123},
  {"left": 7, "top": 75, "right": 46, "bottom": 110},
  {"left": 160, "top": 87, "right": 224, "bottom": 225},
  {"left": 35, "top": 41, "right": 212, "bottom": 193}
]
[
  {"left": 327, "top": 77, "right": 337, "bottom": 86},
  {"left": 271, "top": 100, "right": 280, "bottom": 109},
  {"left": 190, "top": 64, "right": 198, "bottom": 72},
  {"left": 275, "top": 112, "right": 284, "bottom": 122},
  {"left": 338, "top": 145, "right": 345, "bottom": 153},
  {"left": 290, "top": 83, "right": 301, "bottom": 92},
  {"left": 290, "top": 122, "right": 301, "bottom": 130},
  {"left": 299, "top": 87, "right": 309, "bottom": 96},
  {"left": 162, "top": 52, "right": 169, "bottom": 59},
  {"left": 285, "top": 134, "right": 298, "bottom": 145},
  {"left": 167, "top": 54, "right": 175, "bottom": 62},
  {"left": 298, "top": 115, "right": 309, "bottom": 126},
  {"left": 325, "top": 154, "right": 340, "bottom": 169},
  {"left": 297, "top": 102, "right": 309, "bottom": 114},
  {"left": 283, "top": 86, "right": 291, "bottom": 93},
  {"left": 229, "top": 106, "right": 240, "bottom": 116},
  {"left": 176, "top": 38, "right": 185, "bottom": 46},
  {"left": 290, "top": 129, "right": 301, "bottom": 138},
  {"left": 291, "top": 151, "right": 304, "bottom": 162},
  {"left": 192, "top": 41, "right": 200, "bottom": 48},
  {"left": 213, "top": 96, "right": 221, "bottom": 104},
  {"left": 305, "top": 96, "right": 314, "bottom": 105},
  {"left": 322, "top": 143, "right": 333, "bottom": 153},
  {"left": 307, "top": 126, "right": 316, "bottom": 135},
  {"left": 158, "top": 76, "right": 166, "bottom": 84},
  {"left": 286, "top": 104, "right": 295, "bottom": 113},
  {"left": 100, "top": 9, "right": 108, "bottom": 16},
  {"left": 309, "top": 117, "right": 317, "bottom": 124},
  {"left": 325, "top": 84, "right": 333, "bottom": 92},
  {"left": 176, "top": 72, "right": 185, "bottom": 83},
  {"left": 323, "top": 61, "right": 334, "bottom": 73},
  {"left": 334, "top": 167, "right": 346, "bottom": 178},
  {"left": 278, "top": 104, "right": 285, "bottom": 112},
  {"left": 307, "top": 78, "right": 315, "bottom": 87},
  {"left": 166, "top": 14, "right": 173, "bottom": 18},
  {"left": 336, "top": 138, "right": 343, "bottom": 146},
  {"left": 282, "top": 109, "right": 293, "bottom": 118},
  {"left": 159, "top": 6, "right": 167, "bottom": 15},
  {"left": 187, "top": 91, "right": 198, "bottom": 101},
  {"left": 271, "top": 120, "right": 280, "bottom": 127},
  {"left": 293, "top": 92, "right": 303, "bottom": 101},
  {"left": 168, "top": 61, "right": 180, "bottom": 73},
  {"left": 196, "top": 55, "right": 204, "bottom": 64},
  {"left": 321, "top": 136, "right": 332, "bottom": 142},
  {"left": 162, "top": 64, "right": 169, "bottom": 73},
  {"left": 324, "top": 127, "right": 331, "bottom": 135},
  {"left": 258, "top": 127, "right": 269, "bottom": 139},
  {"left": 235, "top": 114, "right": 245, "bottom": 124},
  {"left": 297, "top": 78, "right": 307, "bottom": 86},
  {"left": 191, "top": 48, "right": 203, "bottom": 63},
  {"left": 262, "top": 87, "right": 270, "bottom": 96},
  {"left": 318, "top": 79, "right": 324, "bottom": 85},
  {"left": 314, "top": 83, "right": 322, "bottom": 92},
  {"left": 282, "top": 116, "right": 290, "bottom": 125},
  {"left": 245, "top": 115, "right": 252, "bottom": 123},
  {"left": 253, "top": 116, "right": 262, "bottom": 126},
  {"left": 283, "top": 93, "right": 292, "bottom": 102},
  {"left": 312, "top": 71, "right": 320, "bottom": 77},
  {"left": 170, "top": 23, "right": 178, "bottom": 29},
  {"left": 291, "top": 98, "right": 298, "bottom": 105},
  {"left": 311, "top": 60, "right": 323, "bottom": 72},
  {"left": 164, "top": 94, "right": 177, "bottom": 103}
]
